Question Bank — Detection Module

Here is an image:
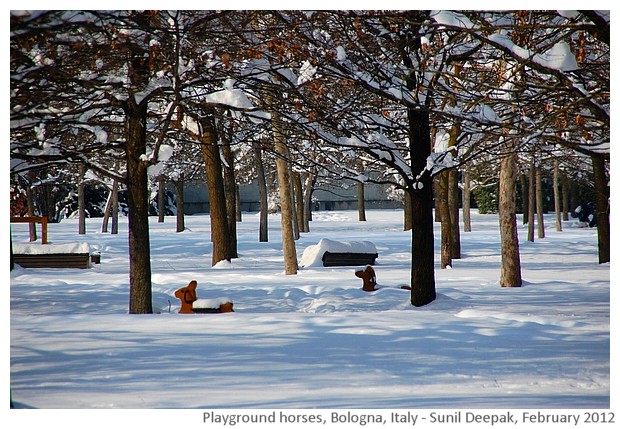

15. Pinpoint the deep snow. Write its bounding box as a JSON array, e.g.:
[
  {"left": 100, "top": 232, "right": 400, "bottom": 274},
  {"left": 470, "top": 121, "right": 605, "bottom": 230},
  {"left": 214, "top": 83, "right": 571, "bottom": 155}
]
[{"left": 8, "top": 209, "right": 612, "bottom": 421}]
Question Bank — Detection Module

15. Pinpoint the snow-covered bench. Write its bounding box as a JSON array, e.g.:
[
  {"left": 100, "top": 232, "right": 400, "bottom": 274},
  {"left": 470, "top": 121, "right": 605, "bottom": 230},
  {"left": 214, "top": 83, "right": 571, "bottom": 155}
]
[
  {"left": 300, "top": 238, "right": 378, "bottom": 267},
  {"left": 12, "top": 242, "right": 92, "bottom": 269}
]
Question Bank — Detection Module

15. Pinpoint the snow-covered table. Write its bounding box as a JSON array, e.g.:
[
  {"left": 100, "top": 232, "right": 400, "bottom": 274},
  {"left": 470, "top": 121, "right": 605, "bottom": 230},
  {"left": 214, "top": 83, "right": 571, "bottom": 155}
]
[{"left": 12, "top": 242, "right": 92, "bottom": 269}]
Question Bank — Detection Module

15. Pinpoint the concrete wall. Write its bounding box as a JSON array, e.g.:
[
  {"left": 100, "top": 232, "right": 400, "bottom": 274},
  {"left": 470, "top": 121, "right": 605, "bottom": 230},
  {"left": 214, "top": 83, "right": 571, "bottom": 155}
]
[{"left": 180, "top": 179, "right": 402, "bottom": 214}]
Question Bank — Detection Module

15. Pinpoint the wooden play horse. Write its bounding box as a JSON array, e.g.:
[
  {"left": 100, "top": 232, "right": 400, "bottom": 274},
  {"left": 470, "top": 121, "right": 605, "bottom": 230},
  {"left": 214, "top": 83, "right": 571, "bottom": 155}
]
[
  {"left": 354, "top": 266, "right": 412, "bottom": 292},
  {"left": 355, "top": 265, "right": 378, "bottom": 292},
  {"left": 174, "top": 280, "right": 234, "bottom": 314}
]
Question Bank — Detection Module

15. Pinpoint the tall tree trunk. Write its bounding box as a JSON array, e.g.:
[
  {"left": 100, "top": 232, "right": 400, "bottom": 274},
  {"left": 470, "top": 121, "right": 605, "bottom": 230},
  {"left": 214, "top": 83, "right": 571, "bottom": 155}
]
[
  {"left": 357, "top": 182, "right": 367, "bottom": 221},
  {"left": 253, "top": 141, "right": 269, "bottom": 242},
  {"left": 438, "top": 170, "right": 452, "bottom": 269},
  {"left": 448, "top": 167, "right": 461, "bottom": 259},
  {"left": 78, "top": 163, "right": 86, "bottom": 234},
  {"left": 553, "top": 160, "right": 562, "bottom": 232},
  {"left": 126, "top": 103, "right": 153, "bottom": 314},
  {"left": 111, "top": 179, "right": 119, "bottom": 235},
  {"left": 527, "top": 160, "right": 535, "bottom": 242},
  {"left": 536, "top": 166, "right": 545, "bottom": 239},
  {"left": 175, "top": 173, "right": 185, "bottom": 233},
  {"left": 561, "top": 171, "right": 570, "bottom": 221},
  {"left": 403, "top": 191, "right": 412, "bottom": 231},
  {"left": 520, "top": 173, "right": 528, "bottom": 224},
  {"left": 200, "top": 112, "right": 232, "bottom": 266},
  {"left": 157, "top": 175, "right": 165, "bottom": 223},
  {"left": 26, "top": 172, "right": 37, "bottom": 242},
  {"left": 271, "top": 104, "right": 298, "bottom": 275},
  {"left": 499, "top": 142, "right": 522, "bottom": 287},
  {"left": 462, "top": 169, "right": 471, "bottom": 232},
  {"left": 408, "top": 107, "right": 436, "bottom": 307},
  {"left": 235, "top": 184, "right": 242, "bottom": 222},
  {"left": 293, "top": 172, "right": 306, "bottom": 232},
  {"left": 101, "top": 184, "right": 113, "bottom": 233},
  {"left": 221, "top": 133, "right": 238, "bottom": 258},
  {"left": 591, "top": 154, "right": 610, "bottom": 263},
  {"left": 302, "top": 171, "right": 315, "bottom": 231}
]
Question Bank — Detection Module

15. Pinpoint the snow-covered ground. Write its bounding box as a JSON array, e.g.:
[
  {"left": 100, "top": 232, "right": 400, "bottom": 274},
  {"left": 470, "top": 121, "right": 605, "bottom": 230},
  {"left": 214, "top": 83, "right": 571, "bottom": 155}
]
[{"left": 8, "top": 209, "right": 612, "bottom": 418}]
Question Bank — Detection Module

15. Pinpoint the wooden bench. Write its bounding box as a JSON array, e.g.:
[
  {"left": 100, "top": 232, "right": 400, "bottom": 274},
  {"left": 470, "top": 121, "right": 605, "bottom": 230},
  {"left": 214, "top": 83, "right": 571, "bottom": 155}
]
[
  {"left": 12, "top": 253, "right": 91, "bottom": 269},
  {"left": 12, "top": 242, "right": 92, "bottom": 269},
  {"left": 321, "top": 251, "right": 378, "bottom": 267}
]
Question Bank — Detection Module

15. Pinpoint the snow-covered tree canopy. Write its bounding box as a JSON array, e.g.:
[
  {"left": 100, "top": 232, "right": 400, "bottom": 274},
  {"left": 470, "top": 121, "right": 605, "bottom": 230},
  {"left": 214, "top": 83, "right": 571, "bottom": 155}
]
[{"left": 11, "top": 10, "right": 609, "bottom": 191}]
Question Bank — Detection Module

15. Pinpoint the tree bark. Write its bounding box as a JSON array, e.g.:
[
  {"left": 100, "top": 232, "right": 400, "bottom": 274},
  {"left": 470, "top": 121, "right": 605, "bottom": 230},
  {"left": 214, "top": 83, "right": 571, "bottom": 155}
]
[
  {"left": 462, "top": 169, "right": 471, "bottom": 232},
  {"left": 438, "top": 170, "right": 452, "bottom": 269},
  {"left": 271, "top": 105, "right": 298, "bottom": 275},
  {"left": 126, "top": 103, "right": 153, "bottom": 314},
  {"left": 448, "top": 167, "right": 461, "bottom": 258},
  {"left": 520, "top": 173, "right": 528, "bottom": 224},
  {"left": 302, "top": 171, "right": 315, "bottom": 231},
  {"left": 293, "top": 172, "right": 306, "bottom": 232},
  {"left": 101, "top": 184, "right": 113, "bottom": 233},
  {"left": 561, "top": 171, "right": 570, "bottom": 221},
  {"left": 591, "top": 153, "right": 610, "bottom": 263},
  {"left": 357, "top": 182, "right": 367, "bottom": 221},
  {"left": 553, "top": 160, "right": 562, "bottom": 232},
  {"left": 158, "top": 175, "right": 165, "bottom": 223},
  {"left": 407, "top": 107, "right": 436, "bottom": 306},
  {"left": 111, "top": 179, "right": 119, "bottom": 235},
  {"left": 498, "top": 142, "right": 522, "bottom": 287},
  {"left": 200, "top": 112, "right": 232, "bottom": 266},
  {"left": 26, "top": 172, "right": 37, "bottom": 242},
  {"left": 527, "top": 160, "right": 535, "bottom": 242},
  {"left": 536, "top": 166, "right": 545, "bottom": 239},
  {"left": 175, "top": 173, "right": 185, "bottom": 233},
  {"left": 221, "top": 133, "right": 238, "bottom": 258},
  {"left": 253, "top": 141, "right": 269, "bottom": 242},
  {"left": 403, "top": 191, "right": 412, "bottom": 231},
  {"left": 78, "top": 163, "right": 86, "bottom": 234}
]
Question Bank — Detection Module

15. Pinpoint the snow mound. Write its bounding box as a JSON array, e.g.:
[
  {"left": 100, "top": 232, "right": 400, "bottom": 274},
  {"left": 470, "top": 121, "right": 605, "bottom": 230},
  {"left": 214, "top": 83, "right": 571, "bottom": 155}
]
[
  {"left": 300, "top": 238, "right": 377, "bottom": 267},
  {"left": 193, "top": 297, "right": 233, "bottom": 309},
  {"left": 12, "top": 242, "right": 91, "bottom": 254}
]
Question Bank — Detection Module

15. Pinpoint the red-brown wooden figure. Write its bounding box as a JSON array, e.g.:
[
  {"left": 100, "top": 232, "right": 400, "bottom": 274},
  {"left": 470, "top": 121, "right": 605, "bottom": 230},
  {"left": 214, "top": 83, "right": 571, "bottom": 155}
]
[{"left": 355, "top": 265, "right": 378, "bottom": 292}]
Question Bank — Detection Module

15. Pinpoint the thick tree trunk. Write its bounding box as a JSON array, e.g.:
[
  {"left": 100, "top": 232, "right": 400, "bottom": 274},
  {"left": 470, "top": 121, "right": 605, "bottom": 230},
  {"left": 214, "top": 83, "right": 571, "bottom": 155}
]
[
  {"left": 536, "top": 166, "right": 545, "bottom": 239},
  {"left": 253, "top": 141, "right": 269, "bottom": 242},
  {"left": 553, "top": 160, "right": 562, "bottom": 232},
  {"left": 175, "top": 173, "right": 185, "bottom": 233},
  {"left": 591, "top": 154, "right": 610, "bottom": 264},
  {"left": 271, "top": 106, "right": 298, "bottom": 275},
  {"left": 408, "top": 107, "right": 436, "bottom": 307},
  {"left": 78, "top": 163, "right": 86, "bottom": 234},
  {"left": 499, "top": 143, "right": 522, "bottom": 288},
  {"left": 126, "top": 105, "right": 153, "bottom": 314},
  {"left": 462, "top": 169, "right": 471, "bottom": 232},
  {"left": 200, "top": 113, "right": 232, "bottom": 266},
  {"left": 357, "top": 182, "right": 367, "bottom": 221}
]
